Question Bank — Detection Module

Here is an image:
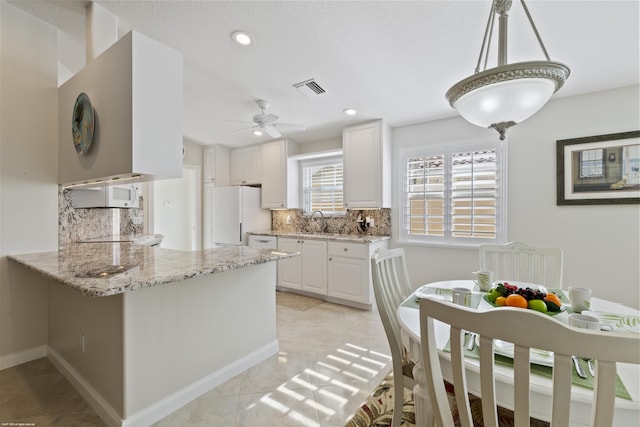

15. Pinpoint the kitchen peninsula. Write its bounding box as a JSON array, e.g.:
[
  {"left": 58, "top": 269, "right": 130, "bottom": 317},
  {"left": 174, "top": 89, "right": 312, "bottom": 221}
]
[{"left": 9, "top": 243, "right": 297, "bottom": 427}]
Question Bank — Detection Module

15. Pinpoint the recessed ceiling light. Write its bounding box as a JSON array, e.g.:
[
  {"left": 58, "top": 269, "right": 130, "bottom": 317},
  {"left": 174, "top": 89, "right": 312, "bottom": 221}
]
[
  {"left": 343, "top": 108, "right": 357, "bottom": 116},
  {"left": 253, "top": 130, "right": 263, "bottom": 136},
  {"left": 231, "top": 31, "right": 253, "bottom": 46}
]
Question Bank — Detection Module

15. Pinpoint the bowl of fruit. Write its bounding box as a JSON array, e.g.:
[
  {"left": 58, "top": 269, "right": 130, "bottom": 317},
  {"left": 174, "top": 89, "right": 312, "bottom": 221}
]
[{"left": 484, "top": 282, "right": 565, "bottom": 315}]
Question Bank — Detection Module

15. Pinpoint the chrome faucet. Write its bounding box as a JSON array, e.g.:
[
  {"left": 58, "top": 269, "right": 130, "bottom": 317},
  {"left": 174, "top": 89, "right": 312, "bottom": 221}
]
[{"left": 311, "top": 210, "right": 326, "bottom": 232}]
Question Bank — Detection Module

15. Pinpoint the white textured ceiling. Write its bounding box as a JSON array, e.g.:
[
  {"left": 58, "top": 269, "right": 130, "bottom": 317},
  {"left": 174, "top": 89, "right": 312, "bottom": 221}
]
[{"left": 9, "top": 0, "right": 640, "bottom": 147}]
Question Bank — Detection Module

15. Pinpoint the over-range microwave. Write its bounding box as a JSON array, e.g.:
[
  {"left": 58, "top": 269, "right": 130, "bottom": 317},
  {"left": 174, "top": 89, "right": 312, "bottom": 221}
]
[{"left": 70, "top": 184, "right": 140, "bottom": 208}]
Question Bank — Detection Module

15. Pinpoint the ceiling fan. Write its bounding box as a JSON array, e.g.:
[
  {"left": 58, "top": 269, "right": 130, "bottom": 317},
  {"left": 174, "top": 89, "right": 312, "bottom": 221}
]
[{"left": 235, "top": 99, "right": 305, "bottom": 138}]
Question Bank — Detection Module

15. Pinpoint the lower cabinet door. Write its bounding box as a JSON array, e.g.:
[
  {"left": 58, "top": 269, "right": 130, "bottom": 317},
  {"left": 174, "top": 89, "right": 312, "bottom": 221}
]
[
  {"left": 328, "top": 256, "right": 368, "bottom": 303},
  {"left": 278, "top": 238, "right": 301, "bottom": 290},
  {"left": 301, "top": 240, "right": 327, "bottom": 295}
]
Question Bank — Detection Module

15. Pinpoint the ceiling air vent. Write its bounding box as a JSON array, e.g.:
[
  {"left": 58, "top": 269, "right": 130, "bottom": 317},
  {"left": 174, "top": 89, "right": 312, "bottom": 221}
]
[{"left": 293, "top": 78, "right": 326, "bottom": 97}]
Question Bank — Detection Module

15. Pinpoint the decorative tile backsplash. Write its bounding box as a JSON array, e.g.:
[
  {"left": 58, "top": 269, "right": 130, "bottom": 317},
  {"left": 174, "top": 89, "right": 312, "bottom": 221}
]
[
  {"left": 58, "top": 188, "right": 143, "bottom": 247},
  {"left": 271, "top": 208, "right": 391, "bottom": 236},
  {"left": 59, "top": 185, "right": 390, "bottom": 248}
]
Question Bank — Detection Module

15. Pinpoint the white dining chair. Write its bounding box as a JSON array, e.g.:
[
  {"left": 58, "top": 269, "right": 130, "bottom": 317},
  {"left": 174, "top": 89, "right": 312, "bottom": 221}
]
[
  {"left": 419, "top": 297, "right": 640, "bottom": 427},
  {"left": 479, "top": 241, "right": 564, "bottom": 289},
  {"left": 371, "top": 248, "right": 415, "bottom": 427}
]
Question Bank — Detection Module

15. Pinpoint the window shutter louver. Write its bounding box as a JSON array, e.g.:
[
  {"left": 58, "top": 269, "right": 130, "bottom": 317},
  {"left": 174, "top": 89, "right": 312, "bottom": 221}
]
[
  {"left": 302, "top": 157, "right": 345, "bottom": 214},
  {"left": 402, "top": 140, "right": 503, "bottom": 244}
]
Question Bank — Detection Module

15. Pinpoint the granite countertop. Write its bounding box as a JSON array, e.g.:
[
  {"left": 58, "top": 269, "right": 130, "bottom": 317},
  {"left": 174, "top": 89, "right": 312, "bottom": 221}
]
[
  {"left": 249, "top": 231, "right": 390, "bottom": 243},
  {"left": 77, "top": 233, "right": 163, "bottom": 244},
  {"left": 9, "top": 243, "right": 298, "bottom": 298}
]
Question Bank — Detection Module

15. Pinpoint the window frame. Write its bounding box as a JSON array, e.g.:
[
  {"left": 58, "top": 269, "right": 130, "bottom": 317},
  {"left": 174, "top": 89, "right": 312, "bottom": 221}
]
[
  {"left": 300, "top": 155, "right": 346, "bottom": 216},
  {"left": 398, "top": 138, "right": 507, "bottom": 248},
  {"left": 579, "top": 148, "right": 605, "bottom": 178}
]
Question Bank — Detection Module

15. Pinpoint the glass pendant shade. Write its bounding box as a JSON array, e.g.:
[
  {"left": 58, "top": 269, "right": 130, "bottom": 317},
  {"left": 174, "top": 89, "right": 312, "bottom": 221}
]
[{"left": 446, "top": 0, "right": 570, "bottom": 140}]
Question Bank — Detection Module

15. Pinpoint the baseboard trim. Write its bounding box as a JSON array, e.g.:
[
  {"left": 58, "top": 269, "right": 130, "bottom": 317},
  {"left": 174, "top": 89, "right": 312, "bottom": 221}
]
[
  {"left": 0, "top": 345, "right": 47, "bottom": 371},
  {"left": 276, "top": 287, "right": 372, "bottom": 311},
  {"left": 48, "top": 340, "right": 279, "bottom": 427},
  {"left": 122, "top": 340, "right": 279, "bottom": 427},
  {"left": 48, "top": 347, "right": 124, "bottom": 427}
]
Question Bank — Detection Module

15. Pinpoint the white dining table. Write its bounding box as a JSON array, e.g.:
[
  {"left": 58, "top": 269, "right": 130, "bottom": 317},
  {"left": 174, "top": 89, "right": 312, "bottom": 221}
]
[{"left": 397, "top": 280, "right": 640, "bottom": 427}]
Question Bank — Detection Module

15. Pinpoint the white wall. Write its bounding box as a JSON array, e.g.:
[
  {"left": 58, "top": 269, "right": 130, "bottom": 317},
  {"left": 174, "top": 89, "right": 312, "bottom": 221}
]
[
  {"left": 0, "top": 3, "right": 59, "bottom": 366},
  {"left": 392, "top": 85, "right": 640, "bottom": 309}
]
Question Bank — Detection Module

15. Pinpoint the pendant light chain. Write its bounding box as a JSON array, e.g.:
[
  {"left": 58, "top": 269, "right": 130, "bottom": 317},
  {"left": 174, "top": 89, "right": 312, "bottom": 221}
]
[
  {"left": 476, "top": 2, "right": 497, "bottom": 74},
  {"left": 520, "top": 0, "right": 551, "bottom": 61}
]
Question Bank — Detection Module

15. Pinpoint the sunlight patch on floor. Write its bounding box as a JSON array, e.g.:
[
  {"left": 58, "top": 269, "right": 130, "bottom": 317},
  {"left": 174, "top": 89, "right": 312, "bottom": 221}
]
[{"left": 253, "top": 342, "right": 391, "bottom": 425}]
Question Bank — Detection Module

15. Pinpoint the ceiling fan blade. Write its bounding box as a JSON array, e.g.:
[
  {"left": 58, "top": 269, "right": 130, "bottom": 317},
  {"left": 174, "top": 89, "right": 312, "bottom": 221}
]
[
  {"left": 232, "top": 125, "right": 258, "bottom": 134},
  {"left": 263, "top": 125, "right": 282, "bottom": 138},
  {"left": 273, "top": 123, "right": 306, "bottom": 131}
]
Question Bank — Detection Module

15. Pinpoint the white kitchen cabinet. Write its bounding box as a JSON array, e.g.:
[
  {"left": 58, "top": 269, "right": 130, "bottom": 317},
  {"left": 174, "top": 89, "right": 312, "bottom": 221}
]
[
  {"left": 342, "top": 120, "right": 391, "bottom": 209},
  {"left": 278, "top": 237, "right": 302, "bottom": 290},
  {"left": 275, "top": 234, "right": 388, "bottom": 309},
  {"left": 248, "top": 234, "right": 277, "bottom": 249},
  {"left": 261, "top": 139, "right": 299, "bottom": 209},
  {"left": 277, "top": 237, "right": 327, "bottom": 294},
  {"left": 327, "top": 240, "right": 388, "bottom": 305},
  {"left": 203, "top": 145, "right": 230, "bottom": 185},
  {"left": 300, "top": 239, "right": 328, "bottom": 294},
  {"left": 231, "top": 145, "right": 262, "bottom": 185}
]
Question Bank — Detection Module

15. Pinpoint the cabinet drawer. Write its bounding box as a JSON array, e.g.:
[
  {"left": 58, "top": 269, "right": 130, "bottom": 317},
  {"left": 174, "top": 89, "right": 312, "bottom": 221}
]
[
  {"left": 248, "top": 235, "right": 278, "bottom": 249},
  {"left": 328, "top": 241, "right": 367, "bottom": 258}
]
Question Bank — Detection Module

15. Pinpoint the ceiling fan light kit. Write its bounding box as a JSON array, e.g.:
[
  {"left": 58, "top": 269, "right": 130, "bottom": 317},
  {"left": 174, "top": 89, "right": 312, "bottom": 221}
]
[
  {"left": 234, "top": 99, "right": 306, "bottom": 139},
  {"left": 446, "top": 0, "right": 570, "bottom": 140}
]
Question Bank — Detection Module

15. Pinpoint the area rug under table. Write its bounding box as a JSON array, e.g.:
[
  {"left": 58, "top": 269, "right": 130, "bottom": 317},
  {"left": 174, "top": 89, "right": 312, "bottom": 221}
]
[
  {"left": 343, "top": 371, "right": 551, "bottom": 427},
  {"left": 344, "top": 372, "right": 415, "bottom": 427}
]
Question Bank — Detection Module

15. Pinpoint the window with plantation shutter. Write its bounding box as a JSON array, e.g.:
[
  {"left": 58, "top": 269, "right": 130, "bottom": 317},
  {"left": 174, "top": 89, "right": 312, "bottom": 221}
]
[
  {"left": 302, "top": 156, "right": 345, "bottom": 215},
  {"left": 400, "top": 139, "right": 506, "bottom": 246}
]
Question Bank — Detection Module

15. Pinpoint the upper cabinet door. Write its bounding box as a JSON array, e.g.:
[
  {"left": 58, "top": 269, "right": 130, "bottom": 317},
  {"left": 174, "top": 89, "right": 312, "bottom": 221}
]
[
  {"left": 261, "top": 139, "right": 299, "bottom": 209},
  {"left": 343, "top": 120, "right": 391, "bottom": 209},
  {"left": 203, "top": 145, "right": 230, "bottom": 185},
  {"left": 231, "top": 145, "right": 262, "bottom": 185}
]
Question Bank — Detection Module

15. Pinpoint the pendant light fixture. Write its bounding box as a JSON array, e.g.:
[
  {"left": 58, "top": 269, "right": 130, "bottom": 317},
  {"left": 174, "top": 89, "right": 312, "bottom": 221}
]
[{"left": 446, "top": 0, "right": 570, "bottom": 140}]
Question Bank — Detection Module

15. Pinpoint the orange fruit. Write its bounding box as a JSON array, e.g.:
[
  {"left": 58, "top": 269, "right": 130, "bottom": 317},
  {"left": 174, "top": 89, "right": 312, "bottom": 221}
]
[
  {"left": 495, "top": 296, "right": 507, "bottom": 306},
  {"left": 506, "top": 294, "right": 528, "bottom": 309},
  {"left": 544, "top": 293, "right": 562, "bottom": 307}
]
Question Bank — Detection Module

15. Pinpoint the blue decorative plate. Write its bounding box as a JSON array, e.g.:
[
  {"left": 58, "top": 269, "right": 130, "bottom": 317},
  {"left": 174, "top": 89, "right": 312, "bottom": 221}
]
[{"left": 72, "top": 92, "right": 94, "bottom": 155}]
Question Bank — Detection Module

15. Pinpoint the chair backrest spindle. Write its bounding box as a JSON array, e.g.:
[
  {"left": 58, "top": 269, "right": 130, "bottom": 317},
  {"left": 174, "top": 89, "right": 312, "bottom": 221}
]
[
  {"left": 370, "top": 248, "right": 415, "bottom": 427},
  {"left": 419, "top": 297, "right": 640, "bottom": 427},
  {"left": 480, "top": 241, "right": 563, "bottom": 289}
]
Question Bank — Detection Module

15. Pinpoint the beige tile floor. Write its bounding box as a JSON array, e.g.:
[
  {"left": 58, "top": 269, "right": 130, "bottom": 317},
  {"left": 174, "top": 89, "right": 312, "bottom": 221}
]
[{"left": 0, "top": 293, "right": 391, "bottom": 427}]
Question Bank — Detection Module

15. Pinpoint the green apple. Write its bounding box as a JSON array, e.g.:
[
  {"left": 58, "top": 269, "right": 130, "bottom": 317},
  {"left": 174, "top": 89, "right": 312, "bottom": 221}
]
[{"left": 528, "top": 299, "right": 548, "bottom": 313}]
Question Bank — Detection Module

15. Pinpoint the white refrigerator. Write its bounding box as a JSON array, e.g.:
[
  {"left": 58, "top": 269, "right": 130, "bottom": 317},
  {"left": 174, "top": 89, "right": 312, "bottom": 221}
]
[{"left": 208, "top": 186, "right": 271, "bottom": 247}]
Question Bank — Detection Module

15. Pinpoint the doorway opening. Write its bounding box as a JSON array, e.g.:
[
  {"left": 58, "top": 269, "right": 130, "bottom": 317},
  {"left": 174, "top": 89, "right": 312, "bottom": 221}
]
[{"left": 149, "top": 165, "right": 201, "bottom": 250}]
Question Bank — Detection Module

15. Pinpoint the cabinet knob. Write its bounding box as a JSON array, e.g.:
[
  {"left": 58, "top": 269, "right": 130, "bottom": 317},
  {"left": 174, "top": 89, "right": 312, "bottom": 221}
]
[
  {"left": 344, "top": 248, "right": 348, "bottom": 252},
  {"left": 329, "top": 257, "right": 332, "bottom": 261}
]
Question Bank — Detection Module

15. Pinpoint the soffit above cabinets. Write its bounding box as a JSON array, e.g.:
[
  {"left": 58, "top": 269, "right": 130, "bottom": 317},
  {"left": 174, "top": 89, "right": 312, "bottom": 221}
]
[{"left": 59, "top": 31, "right": 183, "bottom": 189}]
